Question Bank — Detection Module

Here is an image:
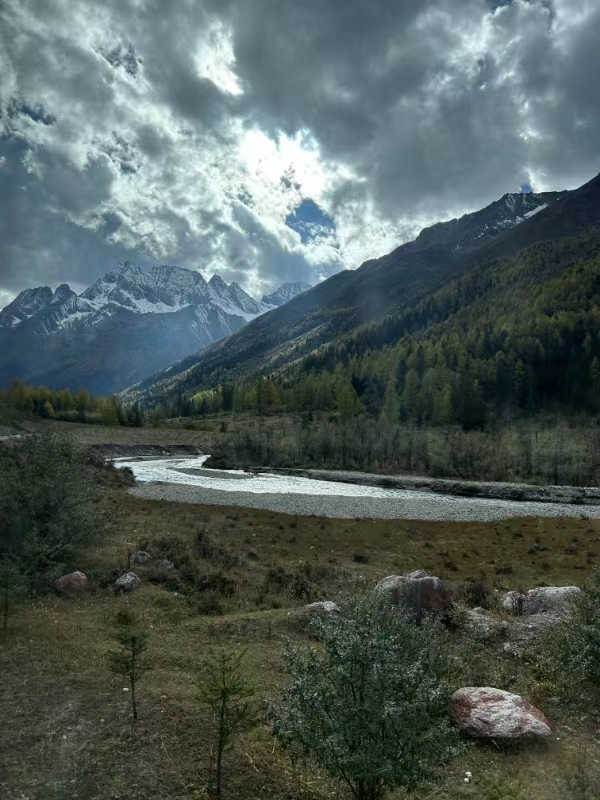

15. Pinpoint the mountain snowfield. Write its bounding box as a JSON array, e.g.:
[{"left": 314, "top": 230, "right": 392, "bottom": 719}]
[
  {"left": 0, "top": 264, "right": 312, "bottom": 394},
  {"left": 0, "top": 262, "right": 310, "bottom": 334}
]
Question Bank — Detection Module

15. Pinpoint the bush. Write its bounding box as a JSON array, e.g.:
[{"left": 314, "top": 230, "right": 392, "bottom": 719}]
[
  {"left": 539, "top": 570, "right": 600, "bottom": 712},
  {"left": 271, "top": 593, "right": 463, "bottom": 800},
  {"left": 0, "top": 432, "right": 103, "bottom": 594}
]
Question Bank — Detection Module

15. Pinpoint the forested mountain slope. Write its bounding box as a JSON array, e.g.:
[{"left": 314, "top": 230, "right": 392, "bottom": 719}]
[{"left": 134, "top": 173, "right": 600, "bottom": 403}]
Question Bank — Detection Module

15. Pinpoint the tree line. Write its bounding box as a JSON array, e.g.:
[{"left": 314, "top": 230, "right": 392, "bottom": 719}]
[{"left": 1, "top": 381, "right": 144, "bottom": 427}]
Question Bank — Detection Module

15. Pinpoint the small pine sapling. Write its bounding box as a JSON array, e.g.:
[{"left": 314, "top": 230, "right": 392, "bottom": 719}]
[
  {"left": 110, "top": 625, "right": 152, "bottom": 720},
  {"left": 196, "top": 648, "right": 257, "bottom": 797}
]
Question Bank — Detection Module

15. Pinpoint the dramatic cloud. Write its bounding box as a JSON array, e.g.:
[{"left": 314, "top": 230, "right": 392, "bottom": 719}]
[{"left": 1, "top": 0, "right": 599, "bottom": 302}]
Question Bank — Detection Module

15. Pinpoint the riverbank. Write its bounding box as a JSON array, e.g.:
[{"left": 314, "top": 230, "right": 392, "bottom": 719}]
[
  {"left": 129, "top": 479, "right": 600, "bottom": 521},
  {"left": 248, "top": 466, "right": 600, "bottom": 506}
]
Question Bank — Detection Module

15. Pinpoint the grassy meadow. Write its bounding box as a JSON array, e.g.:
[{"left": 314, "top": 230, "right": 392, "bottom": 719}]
[
  {"left": 0, "top": 440, "right": 600, "bottom": 800},
  {"left": 2, "top": 421, "right": 600, "bottom": 799}
]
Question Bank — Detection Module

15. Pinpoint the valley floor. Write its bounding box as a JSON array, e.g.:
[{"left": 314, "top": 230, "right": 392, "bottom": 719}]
[{"left": 3, "top": 439, "right": 600, "bottom": 798}]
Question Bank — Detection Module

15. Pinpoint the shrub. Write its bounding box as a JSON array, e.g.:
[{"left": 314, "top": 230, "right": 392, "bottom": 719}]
[
  {"left": 0, "top": 432, "right": 104, "bottom": 594},
  {"left": 271, "top": 593, "right": 463, "bottom": 800},
  {"left": 539, "top": 569, "right": 600, "bottom": 712}
]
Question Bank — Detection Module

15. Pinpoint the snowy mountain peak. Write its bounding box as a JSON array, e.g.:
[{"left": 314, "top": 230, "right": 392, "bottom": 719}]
[
  {"left": 208, "top": 274, "right": 229, "bottom": 294},
  {"left": 262, "top": 281, "right": 312, "bottom": 307},
  {"left": 0, "top": 286, "right": 54, "bottom": 328},
  {"left": 415, "top": 189, "right": 567, "bottom": 251},
  {"left": 0, "top": 262, "right": 306, "bottom": 335},
  {"left": 51, "top": 284, "right": 76, "bottom": 304}
]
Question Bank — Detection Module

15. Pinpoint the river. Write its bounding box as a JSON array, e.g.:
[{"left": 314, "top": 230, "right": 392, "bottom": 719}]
[{"left": 116, "top": 455, "right": 600, "bottom": 521}]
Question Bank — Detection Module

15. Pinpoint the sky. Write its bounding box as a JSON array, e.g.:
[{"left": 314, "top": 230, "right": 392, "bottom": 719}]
[{"left": 1, "top": 0, "right": 599, "bottom": 307}]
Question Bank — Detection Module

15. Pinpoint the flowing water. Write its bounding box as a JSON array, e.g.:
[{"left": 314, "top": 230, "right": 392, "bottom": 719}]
[{"left": 116, "top": 455, "right": 600, "bottom": 521}]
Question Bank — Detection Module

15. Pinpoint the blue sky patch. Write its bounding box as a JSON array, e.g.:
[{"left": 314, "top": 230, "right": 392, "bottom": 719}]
[{"left": 285, "top": 199, "right": 336, "bottom": 244}]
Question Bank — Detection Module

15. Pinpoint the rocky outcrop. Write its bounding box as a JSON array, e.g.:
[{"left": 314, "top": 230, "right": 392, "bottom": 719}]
[
  {"left": 114, "top": 572, "right": 141, "bottom": 592},
  {"left": 375, "top": 571, "right": 453, "bottom": 618},
  {"left": 54, "top": 571, "right": 88, "bottom": 596},
  {"left": 450, "top": 687, "right": 552, "bottom": 739}
]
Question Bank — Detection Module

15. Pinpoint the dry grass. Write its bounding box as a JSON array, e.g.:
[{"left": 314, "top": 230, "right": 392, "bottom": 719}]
[{"left": 3, "top": 463, "right": 600, "bottom": 799}]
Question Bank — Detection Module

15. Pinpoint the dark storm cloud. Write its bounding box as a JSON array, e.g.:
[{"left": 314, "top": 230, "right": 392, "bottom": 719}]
[
  {"left": 215, "top": 0, "right": 600, "bottom": 218},
  {"left": 0, "top": 0, "right": 599, "bottom": 303}
]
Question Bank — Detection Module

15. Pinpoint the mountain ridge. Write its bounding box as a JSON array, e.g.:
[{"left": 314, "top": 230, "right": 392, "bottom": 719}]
[
  {"left": 131, "top": 175, "right": 600, "bottom": 402},
  {"left": 0, "top": 264, "right": 311, "bottom": 394}
]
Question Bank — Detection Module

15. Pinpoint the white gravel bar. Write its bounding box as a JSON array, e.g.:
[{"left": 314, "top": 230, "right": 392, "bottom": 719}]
[{"left": 118, "top": 456, "right": 600, "bottom": 521}]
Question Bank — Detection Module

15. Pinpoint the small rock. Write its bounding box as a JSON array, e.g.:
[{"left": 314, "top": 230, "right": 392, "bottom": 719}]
[
  {"left": 54, "top": 571, "right": 88, "bottom": 596},
  {"left": 375, "top": 571, "right": 453, "bottom": 617},
  {"left": 157, "top": 559, "right": 174, "bottom": 570},
  {"left": 132, "top": 550, "right": 151, "bottom": 566},
  {"left": 291, "top": 601, "right": 341, "bottom": 621},
  {"left": 450, "top": 687, "right": 552, "bottom": 739},
  {"left": 114, "top": 572, "right": 141, "bottom": 591}
]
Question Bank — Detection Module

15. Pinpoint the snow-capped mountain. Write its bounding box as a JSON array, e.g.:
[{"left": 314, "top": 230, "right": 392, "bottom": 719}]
[
  {"left": 0, "top": 263, "right": 305, "bottom": 394},
  {"left": 261, "top": 282, "right": 312, "bottom": 307},
  {"left": 0, "top": 263, "right": 282, "bottom": 336},
  {"left": 0, "top": 286, "right": 55, "bottom": 328},
  {"left": 413, "top": 190, "right": 567, "bottom": 252}
]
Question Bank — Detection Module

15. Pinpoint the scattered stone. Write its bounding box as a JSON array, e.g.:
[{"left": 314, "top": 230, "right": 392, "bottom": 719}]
[
  {"left": 450, "top": 687, "right": 552, "bottom": 739},
  {"left": 522, "top": 586, "right": 581, "bottom": 616},
  {"left": 157, "top": 559, "right": 174, "bottom": 570},
  {"left": 54, "top": 571, "right": 88, "bottom": 596},
  {"left": 114, "top": 572, "right": 141, "bottom": 592},
  {"left": 132, "top": 550, "right": 151, "bottom": 566},
  {"left": 463, "top": 609, "right": 509, "bottom": 643},
  {"left": 291, "top": 601, "right": 341, "bottom": 621},
  {"left": 375, "top": 571, "right": 453, "bottom": 617}
]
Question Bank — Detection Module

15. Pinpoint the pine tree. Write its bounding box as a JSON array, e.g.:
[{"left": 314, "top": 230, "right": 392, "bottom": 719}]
[
  {"left": 109, "top": 626, "right": 152, "bottom": 720},
  {"left": 196, "top": 649, "right": 257, "bottom": 797}
]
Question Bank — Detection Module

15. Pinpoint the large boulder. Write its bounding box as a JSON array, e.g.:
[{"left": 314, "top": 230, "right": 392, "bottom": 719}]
[
  {"left": 54, "top": 571, "right": 88, "bottom": 596},
  {"left": 522, "top": 586, "right": 581, "bottom": 616},
  {"left": 132, "top": 550, "right": 152, "bottom": 566},
  {"left": 114, "top": 572, "right": 141, "bottom": 592},
  {"left": 502, "top": 586, "right": 581, "bottom": 617},
  {"left": 450, "top": 687, "right": 552, "bottom": 739},
  {"left": 375, "top": 571, "right": 452, "bottom": 618}
]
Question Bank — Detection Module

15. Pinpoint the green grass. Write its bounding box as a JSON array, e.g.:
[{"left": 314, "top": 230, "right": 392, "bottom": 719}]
[{"left": 3, "top": 447, "right": 600, "bottom": 798}]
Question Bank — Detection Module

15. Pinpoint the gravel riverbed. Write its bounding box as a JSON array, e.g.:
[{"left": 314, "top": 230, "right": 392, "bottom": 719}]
[{"left": 129, "top": 481, "right": 600, "bottom": 521}]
